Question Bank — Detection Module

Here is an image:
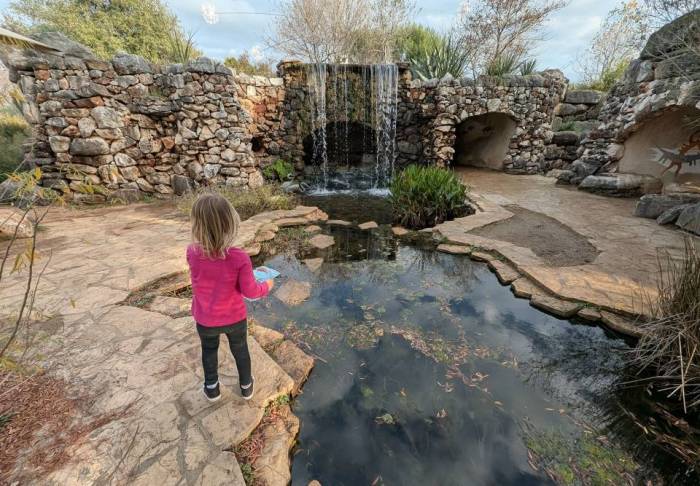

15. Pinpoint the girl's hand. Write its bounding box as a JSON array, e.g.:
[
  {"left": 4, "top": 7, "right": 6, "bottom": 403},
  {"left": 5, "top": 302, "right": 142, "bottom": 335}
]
[{"left": 266, "top": 279, "right": 274, "bottom": 290}]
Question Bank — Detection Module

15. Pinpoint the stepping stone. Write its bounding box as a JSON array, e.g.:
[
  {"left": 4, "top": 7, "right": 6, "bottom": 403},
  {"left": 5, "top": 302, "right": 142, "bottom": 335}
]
[
  {"left": 530, "top": 295, "right": 582, "bottom": 318},
  {"left": 437, "top": 244, "right": 471, "bottom": 255},
  {"left": 147, "top": 296, "right": 190, "bottom": 317},
  {"left": 271, "top": 341, "right": 314, "bottom": 396},
  {"left": 244, "top": 242, "right": 261, "bottom": 256},
  {"left": 470, "top": 251, "right": 494, "bottom": 262},
  {"left": 578, "top": 307, "right": 602, "bottom": 322},
  {"left": 510, "top": 278, "right": 540, "bottom": 299},
  {"left": 358, "top": 221, "right": 378, "bottom": 230},
  {"left": 249, "top": 323, "right": 284, "bottom": 351},
  {"left": 304, "top": 225, "right": 322, "bottom": 234},
  {"left": 326, "top": 219, "right": 352, "bottom": 226},
  {"left": 275, "top": 217, "right": 309, "bottom": 227},
  {"left": 600, "top": 311, "right": 643, "bottom": 338},
  {"left": 487, "top": 260, "right": 520, "bottom": 284},
  {"left": 391, "top": 226, "right": 409, "bottom": 236},
  {"left": 255, "top": 230, "right": 277, "bottom": 242},
  {"left": 275, "top": 280, "right": 311, "bottom": 306},
  {"left": 309, "top": 234, "right": 334, "bottom": 250},
  {"left": 303, "top": 257, "right": 323, "bottom": 272}
]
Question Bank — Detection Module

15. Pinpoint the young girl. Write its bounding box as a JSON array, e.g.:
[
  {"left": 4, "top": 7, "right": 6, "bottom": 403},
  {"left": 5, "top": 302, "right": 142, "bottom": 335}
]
[{"left": 187, "top": 193, "right": 273, "bottom": 402}]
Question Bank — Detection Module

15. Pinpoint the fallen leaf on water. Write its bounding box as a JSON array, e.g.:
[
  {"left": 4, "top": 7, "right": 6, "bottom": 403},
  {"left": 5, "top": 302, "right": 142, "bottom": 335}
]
[
  {"left": 436, "top": 409, "right": 447, "bottom": 418},
  {"left": 494, "top": 401, "right": 503, "bottom": 407}
]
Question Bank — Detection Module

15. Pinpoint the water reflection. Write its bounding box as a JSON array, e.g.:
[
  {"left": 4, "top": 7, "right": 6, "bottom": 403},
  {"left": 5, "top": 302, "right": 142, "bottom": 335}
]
[{"left": 250, "top": 221, "right": 691, "bottom": 485}]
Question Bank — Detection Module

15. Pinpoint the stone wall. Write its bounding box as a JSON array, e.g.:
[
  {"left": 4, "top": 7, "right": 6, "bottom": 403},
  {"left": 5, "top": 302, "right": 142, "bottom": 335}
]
[
  {"left": 403, "top": 69, "right": 568, "bottom": 173},
  {"left": 4, "top": 35, "right": 262, "bottom": 202},
  {"left": 560, "top": 10, "right": 700, "bottom": 192}
]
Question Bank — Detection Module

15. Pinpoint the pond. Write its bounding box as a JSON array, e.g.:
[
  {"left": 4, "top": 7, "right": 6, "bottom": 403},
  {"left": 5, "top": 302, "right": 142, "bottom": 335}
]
[{"left": 249, "top": 194, "right": 693, "bottom": 486}]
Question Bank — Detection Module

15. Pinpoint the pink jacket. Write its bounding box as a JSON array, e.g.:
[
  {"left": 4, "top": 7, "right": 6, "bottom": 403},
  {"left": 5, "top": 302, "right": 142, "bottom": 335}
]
[{"left": 186, "top": 244, "right": 269, "bottom": 326}]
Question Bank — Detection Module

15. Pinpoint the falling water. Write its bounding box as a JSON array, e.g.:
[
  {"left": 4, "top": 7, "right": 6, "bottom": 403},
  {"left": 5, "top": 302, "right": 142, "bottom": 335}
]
[{"left": 306, "top": 63, "right": 399, "bottom": 191}]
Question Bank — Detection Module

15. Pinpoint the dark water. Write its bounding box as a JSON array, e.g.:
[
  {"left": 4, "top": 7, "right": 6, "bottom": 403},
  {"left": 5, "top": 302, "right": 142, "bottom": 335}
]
[{"left": 249, "top": 197, "right": 693, "bottom": 485}]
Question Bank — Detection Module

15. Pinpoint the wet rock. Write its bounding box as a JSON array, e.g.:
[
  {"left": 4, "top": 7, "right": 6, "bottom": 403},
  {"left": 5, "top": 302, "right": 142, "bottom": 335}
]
[
  {"left": 600, "top": 311, "right": 643, "bottom": 338},
  {"left": 634, "top": 194, "right": 700, "bottom": 219},
  {"left": 437, "top": 244, "right": 471, "bottom": 255},
  {"left": 252, "top": 404, "right": 300, "bottom": 486},
  {"left": 299, "top": 258, "right": 323, "bottom": 274},
  {"left": 530, "top": 295, "right": 582, "bottom": 318},
  {"left": 249, "top": 324, "right": 284, "bottom": 351},
  {"left": 275, "top": 280, "right": 311, "bottom": 306},
  {"left": 676, "top": 203, "right": 700, "bottom": 235},
  {"left": 270, "top": 341, "right": 314, "bottom": 396},
  {"left": 309, "top": 234, "right": 334, "bottom": 250},
  {"left": 358, "top": 221, "right": 378, "bottom": 230}
]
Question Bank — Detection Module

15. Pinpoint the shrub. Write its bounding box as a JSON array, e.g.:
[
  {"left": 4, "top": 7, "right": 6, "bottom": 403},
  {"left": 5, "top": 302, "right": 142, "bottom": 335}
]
[
  {"left": 630, "top": 238, "right": 700, "bottom": 413},
  {"left": 389, "top": 165, "right": 471, "bottom": 229},
  {"left": 485, "top": 52, "right": 520, "bottom": 77},
  {"left": 407, "top": 34, "right": 469, "bottom": 81},
  {"left": 177, "top": 184, "right": 299, "bottom": 221},
  {"left": 0, "top": 111, "right": 30, "bottom": 182},
  {"left": 262, "top": 159, "right": 294, "bottom": 182}
]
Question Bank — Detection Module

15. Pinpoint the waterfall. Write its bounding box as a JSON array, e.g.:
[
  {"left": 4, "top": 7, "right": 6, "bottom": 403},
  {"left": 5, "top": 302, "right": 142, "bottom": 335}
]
[{"left": 306, "top": 63, "right": 398, "bottom": 191}]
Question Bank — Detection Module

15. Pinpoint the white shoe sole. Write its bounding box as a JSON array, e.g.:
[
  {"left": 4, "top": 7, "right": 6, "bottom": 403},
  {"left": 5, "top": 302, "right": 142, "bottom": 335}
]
[
  {"left": 241, "top": 378, "right": 255, "bottom": 401},
  {"left": 203, "top": 388, "right": 221, "bottom": 402}
]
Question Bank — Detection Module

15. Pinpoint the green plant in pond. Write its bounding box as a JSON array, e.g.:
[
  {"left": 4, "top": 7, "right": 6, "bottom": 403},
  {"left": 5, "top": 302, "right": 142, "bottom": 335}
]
[
  {"left": 177, "top": 184, "right": 298, "bottom": 221},
  {"left": 345, "top": 324, "right": 384, "bottom": 350},
  {"left": 389, "top": 165, "right": 470, "bottom": 229},
  {"left": 525, "top": 429, "right": 638, "bottom": 485},
  {"left": 262, "top": 159, "right": 294, "bottom": 182}
]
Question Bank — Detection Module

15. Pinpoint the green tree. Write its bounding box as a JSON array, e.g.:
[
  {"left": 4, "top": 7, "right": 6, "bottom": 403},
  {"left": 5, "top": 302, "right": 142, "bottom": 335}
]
[
  {"left": 2, "top": 0, "right": 197, "bottom": 63},
  {"left": 395, "top": 24, "right": 442, "bottom": 61},
  {"left": 224, "top": 52, "right": 275, "bottom": 77}
]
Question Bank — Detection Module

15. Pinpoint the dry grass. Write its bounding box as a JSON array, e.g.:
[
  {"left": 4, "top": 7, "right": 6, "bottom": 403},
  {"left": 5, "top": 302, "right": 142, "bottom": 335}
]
[
  {"left": 177, "top": 185, "right": 299, "bottom": 221},
  {"left": 630, "top": 237, "right": 700, "bottom": 413}
]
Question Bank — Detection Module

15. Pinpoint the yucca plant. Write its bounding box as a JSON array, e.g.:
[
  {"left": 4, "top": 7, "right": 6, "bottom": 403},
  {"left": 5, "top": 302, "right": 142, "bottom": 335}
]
[
  {"left": 519, "top": 58, "right": 538, "bottom": 75},
  {"left": 408, "top": 35, "right": 469, "bottom": 81},
  {"left": 485, "top": 52, "right": 521, "bottom": 77},
  {"left": 389, "top": 165, "right": 471, "bottom": 229}
]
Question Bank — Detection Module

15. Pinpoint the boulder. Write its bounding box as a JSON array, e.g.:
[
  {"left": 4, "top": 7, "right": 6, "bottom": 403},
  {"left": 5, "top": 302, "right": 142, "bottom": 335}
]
[
  {"left": 579, "top": 174, "right": 662, "bottom": 197},
  {"left": 657, "top": 204, "right": 691, "bottom": 225},
  {"left": 676, "top": 203, "right": 700, "bottom": 235},
  {"left": 564, "top": 89, "right": 602, "bottom": 105},
  {"left": 112, "top": 53, "right": 152, "bottom": 75},
  {"left": 32, "top": 32, "right": 94, "bottom": 59},
  {"left": 634, "top": 194, "right": 700, "bottom": 219},
  {"left": 275, "top": 280, "right": 311, "bottom": 306}
]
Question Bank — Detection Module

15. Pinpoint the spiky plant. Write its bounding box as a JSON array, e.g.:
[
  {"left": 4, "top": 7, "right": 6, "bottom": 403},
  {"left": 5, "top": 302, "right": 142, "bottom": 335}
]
[
  {"left": 485, "top": 52, "right": 521, "bottom": 77},
  {"left": 518, "top": 58, "right": 538, "bottom": 75},
  {"left": 408, "top": 35, "right": 469, "bottom": 81}
]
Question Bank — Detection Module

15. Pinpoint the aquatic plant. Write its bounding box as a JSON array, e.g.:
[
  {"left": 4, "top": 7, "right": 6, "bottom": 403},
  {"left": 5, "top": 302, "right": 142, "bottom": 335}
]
[
  {"left": 632, "top": 237, "right": 700, "bottom": 413},
  {"left": 389, "top": 165, "right": 471, "bottom": 229},
  {"left": 262, "top": 159, "right": 294, "bottom": 182},
  {"left": 177, "top": 184, "right": 298, "bottom": 221}
]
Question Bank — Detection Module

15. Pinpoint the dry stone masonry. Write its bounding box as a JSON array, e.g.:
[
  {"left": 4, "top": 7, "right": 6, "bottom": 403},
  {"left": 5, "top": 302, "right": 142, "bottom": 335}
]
[{"left": 4, "top": 34, "right": 262, "bottom": 203}]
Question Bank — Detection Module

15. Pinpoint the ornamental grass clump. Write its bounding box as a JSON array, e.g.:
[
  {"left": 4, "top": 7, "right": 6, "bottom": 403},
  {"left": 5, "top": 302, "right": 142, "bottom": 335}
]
[
  {"left": 630, "top": 237, "right": 700, "bottom": 413},
  {"left": 389, "top": 165, "right": 471, "bottom": 229},
  {"left": 178, "top": 185, "right": 298, "bottom": 221}
]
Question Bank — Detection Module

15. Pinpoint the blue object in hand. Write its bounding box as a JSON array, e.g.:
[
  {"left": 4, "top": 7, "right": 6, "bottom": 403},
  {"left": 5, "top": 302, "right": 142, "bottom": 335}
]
[{"left": 254, "top": 266, "right": 280, "bottom": 282}]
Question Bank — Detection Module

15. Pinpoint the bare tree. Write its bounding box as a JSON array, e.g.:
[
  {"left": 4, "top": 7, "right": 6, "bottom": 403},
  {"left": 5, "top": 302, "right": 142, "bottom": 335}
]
[
  {"left": 457, "top": 0, "right": 568, "bottom": 76},
  {"left": 643, "top": 0, "right": 700, "bottom": 25},
  {"left": 576, "top": 1, "right": 651, "bottom": 89},
  {"left": 270, "top": 0, "right": 415, "bottom": 64}
]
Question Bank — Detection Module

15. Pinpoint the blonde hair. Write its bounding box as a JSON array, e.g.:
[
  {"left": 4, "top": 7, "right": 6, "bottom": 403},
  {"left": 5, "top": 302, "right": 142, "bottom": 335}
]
[{"left": 190, "top": 193, "right": 240, "bottom": 258}]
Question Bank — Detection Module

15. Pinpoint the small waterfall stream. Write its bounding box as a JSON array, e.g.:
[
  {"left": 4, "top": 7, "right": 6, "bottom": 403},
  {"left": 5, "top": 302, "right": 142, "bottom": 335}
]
[{"left": 305, "top": 63, "right": 399, "bottom": 191}]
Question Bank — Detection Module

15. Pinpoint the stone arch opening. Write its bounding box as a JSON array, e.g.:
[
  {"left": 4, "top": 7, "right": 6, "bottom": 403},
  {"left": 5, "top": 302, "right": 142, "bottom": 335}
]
[
  {"left": 453, "top": 113, "right": 517, "bottom": 170},
  {"left": 618, "top": 106, "right": 700, "bottom": 184},
  {"left": 302, "top": 121, "right": 377, "bottom": 168}
]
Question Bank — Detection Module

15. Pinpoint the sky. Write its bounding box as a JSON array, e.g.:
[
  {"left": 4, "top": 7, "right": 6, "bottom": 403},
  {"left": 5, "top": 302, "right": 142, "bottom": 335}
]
[{"left": 0, "top": 0, "right": 616, "bottom": 82}]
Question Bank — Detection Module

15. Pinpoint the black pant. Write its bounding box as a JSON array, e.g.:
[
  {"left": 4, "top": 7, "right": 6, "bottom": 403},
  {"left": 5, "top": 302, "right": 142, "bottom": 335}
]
[{"left": 197, "top": 319, "right": 252, "bottom": 387}]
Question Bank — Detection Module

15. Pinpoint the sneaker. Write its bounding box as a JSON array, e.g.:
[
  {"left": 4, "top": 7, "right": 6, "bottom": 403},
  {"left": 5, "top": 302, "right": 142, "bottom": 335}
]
[
  {"left": 241, "top": 377, "right": 254, "bottom": 401},
  {"left": 203, "top": 382, "right": 221, "bottom": 402}
]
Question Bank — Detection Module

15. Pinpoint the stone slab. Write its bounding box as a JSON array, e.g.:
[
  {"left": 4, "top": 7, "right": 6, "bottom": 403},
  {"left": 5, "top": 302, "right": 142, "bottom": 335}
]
[
  {"left": 309, "top": 234, "right": 335, "bottom": 250},
  {"left": 530, "top": 295, "right": 582, "bottom": 318},
  {"left": 488, "top": 260, "right": 520, "bottom": 284},
  {"left": 437, "top": 244, "right": 471, "bottom": 255},
  {"left": 358, "top": 221, "right": 379, "bottom": 230},
  {"left": 275, "top": 280, "right": 311, "bottom": 306}
]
